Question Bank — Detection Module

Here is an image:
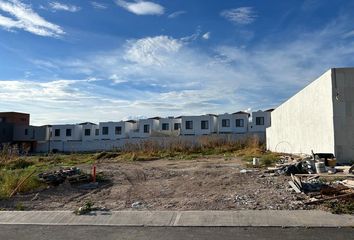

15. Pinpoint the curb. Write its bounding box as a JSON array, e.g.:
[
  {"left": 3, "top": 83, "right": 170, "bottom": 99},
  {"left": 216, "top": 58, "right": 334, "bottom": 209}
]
[{"left": 0, "top": 210, "right": 353, "bottom": 227}]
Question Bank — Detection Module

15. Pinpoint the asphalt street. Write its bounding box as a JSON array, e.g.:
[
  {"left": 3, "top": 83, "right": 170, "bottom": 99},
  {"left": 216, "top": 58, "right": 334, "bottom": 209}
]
[{"left": 0, "top": 225, "right": 353, "bottom": 240}]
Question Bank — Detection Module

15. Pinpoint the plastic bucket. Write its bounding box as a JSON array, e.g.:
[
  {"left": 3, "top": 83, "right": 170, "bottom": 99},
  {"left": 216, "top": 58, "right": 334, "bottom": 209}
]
[{"left": 315, "top": 162, "right": 326, "bottom": 173}]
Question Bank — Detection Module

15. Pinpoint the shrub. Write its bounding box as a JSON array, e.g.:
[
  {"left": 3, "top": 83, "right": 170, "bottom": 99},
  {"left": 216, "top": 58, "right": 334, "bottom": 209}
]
[{"left": 0, "top": 169, "right": 42, "bottom": 199}]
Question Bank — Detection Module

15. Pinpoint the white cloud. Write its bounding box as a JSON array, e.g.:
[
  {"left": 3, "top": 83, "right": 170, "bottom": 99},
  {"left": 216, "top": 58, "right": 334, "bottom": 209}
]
[
  {"left": 221, "top": 7, "right": 257, "bottom": 25},
  {"left": 115, "top": 0, "right": 164, "bottom": 15},
  {"left": 91, "top": 1, "right": 107, "bottom": 10},
  {"left": 48, "top": 2, "right": 81, "bottom": 12},
  {"left": 202, "top": 32, "right": 211, "bottom": 40},
  {"left": 343, "top": 30, "right": 354, "bottom": 38},
  {"left": 0, "top": 0, "right": 64, "bottom": 37},
  {"left": 124, "top": 36, "right": 183, "bottom": 66},
  {"left": 168, "top": 10, "right": 186, "bottom": 19}
]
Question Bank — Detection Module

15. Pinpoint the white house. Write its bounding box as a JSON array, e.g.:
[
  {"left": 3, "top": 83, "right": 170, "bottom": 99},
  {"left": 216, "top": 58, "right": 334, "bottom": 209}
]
[
  {"left": 218, "top": 111, "right": 250, "bottom": 134},
  {"left": 50, "top": 124, "right": 83, "bottom": 142},
  {"left": 158, "top": 117, "right": 182, "bottom": 136},
  {"left": 267, "top": 68, "right": 354, "bottom": 164},
  {"left": 80, "top": 122, "right": 99, "bottom": 141},
  {"left": 98, "top": 121, "right": 138, "bottom": 140},
  {"left": 181, "top": 114, "right": 218, "bottom": 136},
  {"left": 135, "top": 117, "right": 160, "bottom": 138},
  {"left": 249, "top": 110, "right": 273, "bottom": 132}
]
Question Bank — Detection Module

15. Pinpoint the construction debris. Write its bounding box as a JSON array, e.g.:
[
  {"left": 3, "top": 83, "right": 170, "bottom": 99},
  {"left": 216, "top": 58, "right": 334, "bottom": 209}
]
[{"left": 38, "top": 167, "right": 91, "bottom": 185}]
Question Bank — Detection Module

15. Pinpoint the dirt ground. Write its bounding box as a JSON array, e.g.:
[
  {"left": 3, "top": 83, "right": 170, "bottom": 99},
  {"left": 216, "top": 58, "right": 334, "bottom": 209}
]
[{"left": 1, "top": 156, "right": 314, "bottom": 211}]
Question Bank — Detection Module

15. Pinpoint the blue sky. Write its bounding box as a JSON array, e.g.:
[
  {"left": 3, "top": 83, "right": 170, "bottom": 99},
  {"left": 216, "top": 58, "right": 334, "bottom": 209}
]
[{"left": 1, "top": 0, "right": 354, "bottom": 125}]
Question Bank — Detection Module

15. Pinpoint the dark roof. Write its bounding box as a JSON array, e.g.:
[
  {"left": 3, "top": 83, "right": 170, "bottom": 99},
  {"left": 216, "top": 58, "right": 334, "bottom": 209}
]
[
  {"left": 232, "top": 111, "right": 251, "bottom": 116},
  {"left": 265, "top": 108, "right": 275, "bottom": 112},
  {"left": 126, "top": 120, "right": 137, "bottom": 123},
  {"left": 148, "top": 117, "right": 161, "bottom": 120},
  {"left": 0, "top": 111, "right": 30, "bottom": 115},
  {"left": 78, "top": 122, "right": 97, "bottom": 125}
]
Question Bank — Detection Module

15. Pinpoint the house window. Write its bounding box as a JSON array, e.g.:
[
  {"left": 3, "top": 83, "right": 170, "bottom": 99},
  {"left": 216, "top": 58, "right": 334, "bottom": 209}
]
[
  {"left": 162, "top": 123, "right": 169, "bottom": 131},
  {"left": 236, "top": 119, "right": 244, "bottom": 127},
  {"left": 24, "top": 129, "right": 28, "bottom": 136},
  {"left": 144, "top": 124, "right": 150, "bottom": 133},
  {"left": 201, "top": 120, "right": 209, "bottom": 130},
  {"left": 95, "top": 129, "right": 99, "bottom": 136},
  {"left": 174, "top": 123, "right": 181, "bottom": 130},
  {"left": 115, "top": 126, "right": 122, "bottom": 135},
  {"left": 102, "top": 127, "right": 109, "bottom": 135},
  {"left": 54, "top": 129, "right": 60, "bottom": 137},
  {"left": 185, "top": 121, "right": 193, "bottom": 130},
  {"left": 85, "top": 129, "right": 91, "bottom": 136},
  {"left": 66, "top": 129, "right": 72, "bottom": 137},
  {"left": 256, "top": 117, "right": 264, "bottom": 125},
  {"left": 221, "top": 119, "right": 230, "bottom": 127}
]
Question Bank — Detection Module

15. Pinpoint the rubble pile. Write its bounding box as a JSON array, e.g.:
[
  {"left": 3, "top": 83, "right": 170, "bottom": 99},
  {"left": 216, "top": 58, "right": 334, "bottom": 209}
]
[
  {"left": 265, "top": 153, "right": 354, "bottom": 210},
  {"left": 38, "top": 167, "right": 91, "bottom": 185}
]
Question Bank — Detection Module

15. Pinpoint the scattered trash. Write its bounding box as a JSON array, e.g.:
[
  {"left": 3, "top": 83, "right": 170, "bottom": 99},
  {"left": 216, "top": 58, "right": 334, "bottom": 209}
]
[
  {"left": 31, "top": 193, "right": 39, "bottom": 201},
  {"left": 252, "top": 157, "right": 260, "bottom": 166},
  {"left": 131, "top": 201, "right": 144, "bottom": 209},
  {"left": 240, "top": 169, "right": 259, "bottom": 173},
  {"left": 340, "top": 179, "right": 354, "bottom": 189},
  {"left": 74, "top": 201, "right": 94, "bottom": 215}
]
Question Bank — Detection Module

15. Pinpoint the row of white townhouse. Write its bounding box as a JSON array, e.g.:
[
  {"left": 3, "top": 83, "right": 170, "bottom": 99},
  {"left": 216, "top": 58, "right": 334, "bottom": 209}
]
[{"left": 13, "top": 110, "right": 272, "bottom": 143}]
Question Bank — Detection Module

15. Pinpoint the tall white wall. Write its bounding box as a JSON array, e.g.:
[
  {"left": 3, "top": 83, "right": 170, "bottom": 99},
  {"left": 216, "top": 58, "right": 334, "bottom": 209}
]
[
  {"left": 332, "top": 68, "right": 354, "bottom": 162},
  {"left": 36, "top": 132, "right": 265, "bottom": 153},
  {"left": 266, "top": 69, "right": 335, "bottom": 156}
]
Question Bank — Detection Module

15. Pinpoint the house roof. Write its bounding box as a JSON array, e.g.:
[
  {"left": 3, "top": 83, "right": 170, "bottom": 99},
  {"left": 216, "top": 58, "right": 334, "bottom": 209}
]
[
  {"left": 126, "top": 120, "right": 137, "bottom": 123},
  {"left": 232, "top": 111, "right": 251, "bottom": 116},
  {"left": 265, "top": 108, "right": 275, "bottom": 112},
  {"left": 148, "top": 116, "right": 161, "bottom": 120},
  {"left": 78, "top": 122, "right": 97, "bottom": 125}
]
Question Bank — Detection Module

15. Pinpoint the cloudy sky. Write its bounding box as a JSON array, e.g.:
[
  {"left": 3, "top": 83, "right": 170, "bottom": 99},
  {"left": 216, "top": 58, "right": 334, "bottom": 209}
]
[{"left": 1, "top": 0, "right": 354, "bottom": 125}]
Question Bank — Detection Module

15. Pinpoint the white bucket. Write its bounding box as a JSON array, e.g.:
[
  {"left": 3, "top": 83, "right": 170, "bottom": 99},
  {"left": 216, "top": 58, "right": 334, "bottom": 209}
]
[
  {"left": 315, "top": 162, "right": 326, "bottom": 173},
  {"left": 253, "top": 157, "right": 260, "bottom": 166}
]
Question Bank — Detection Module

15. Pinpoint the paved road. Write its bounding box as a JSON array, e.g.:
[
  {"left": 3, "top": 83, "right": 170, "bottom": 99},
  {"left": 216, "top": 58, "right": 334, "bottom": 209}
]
[{"left": 0, "top": 225, "right": 353, "bottom": 240}]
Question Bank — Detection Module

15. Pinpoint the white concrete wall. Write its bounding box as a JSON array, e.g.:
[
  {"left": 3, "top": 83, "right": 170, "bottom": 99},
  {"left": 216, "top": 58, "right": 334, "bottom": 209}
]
[
  {"left": 35, "top": 132, "right": 265, "bottom": 153},
  {"left": 50, "top": 125, "right": 83, "bottom": 141},
  {"left": 249, "top": 111, "right": 272, "bottom": 132},
  {"left": 158, "top": 118, "right": 181, "bottom": 136},
  {"left": 138, "top": 119, "right": 160, "bottom": 138},
  {"left": 266, "top": 69, "right": 335, "bottom": 157},
  {"left": 13, "top": 125, "right": 50, "bottom": 141},
  {"left": 332, "top": 68, "right": 354, "bottom": 163},
  {"left": 181, "top": 115, "right": 218, "bottom": 135},
  {"left": 98, "top": 121, "right": 137, "bottom": 140},
  {"left": 218, "top": 113, "right": 249, "bottom": 134},
  {"left": 81, "top": 124, "right": 99, "bottom": 141}
]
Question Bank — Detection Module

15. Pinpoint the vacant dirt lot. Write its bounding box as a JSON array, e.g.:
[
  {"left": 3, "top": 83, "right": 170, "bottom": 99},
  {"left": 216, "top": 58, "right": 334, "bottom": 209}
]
[{"left": 1, "top": 156, "right": 312, "bottom": 211}]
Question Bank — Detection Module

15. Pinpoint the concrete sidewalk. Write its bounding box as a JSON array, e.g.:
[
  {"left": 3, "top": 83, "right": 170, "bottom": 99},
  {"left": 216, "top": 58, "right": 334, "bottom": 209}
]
[{"left": 0, "top": 210, "right": 353, "bottom": 227}]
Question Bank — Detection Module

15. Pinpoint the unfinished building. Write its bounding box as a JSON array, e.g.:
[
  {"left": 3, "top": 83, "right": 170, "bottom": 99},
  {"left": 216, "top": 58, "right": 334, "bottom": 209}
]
[{"left": 266, "top": 68, "right": 354, "bottom": 164}]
